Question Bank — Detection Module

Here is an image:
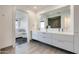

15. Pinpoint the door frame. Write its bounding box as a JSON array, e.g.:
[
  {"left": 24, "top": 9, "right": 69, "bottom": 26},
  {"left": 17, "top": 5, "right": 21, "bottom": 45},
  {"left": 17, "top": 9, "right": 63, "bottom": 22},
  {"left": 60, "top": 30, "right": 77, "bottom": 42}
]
[{"left": 12, "top": 6, "right": 31, "bottom": 47}]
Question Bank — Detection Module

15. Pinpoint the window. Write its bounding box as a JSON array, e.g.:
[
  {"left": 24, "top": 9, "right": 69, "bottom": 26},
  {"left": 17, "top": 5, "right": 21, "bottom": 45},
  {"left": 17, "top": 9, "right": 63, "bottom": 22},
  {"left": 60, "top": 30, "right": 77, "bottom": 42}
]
[
  {"left": 40, "top": 21, "right": 45, "bottom": 29},
  {"left": 16, "top": 21, "right": 19, "bottom": 29}
]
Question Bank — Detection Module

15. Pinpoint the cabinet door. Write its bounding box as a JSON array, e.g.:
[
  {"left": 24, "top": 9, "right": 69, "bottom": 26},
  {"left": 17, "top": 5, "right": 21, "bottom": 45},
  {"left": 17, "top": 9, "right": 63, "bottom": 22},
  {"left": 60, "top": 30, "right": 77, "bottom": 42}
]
[
  {"left": 52, "top": 34, "right": 74, "bottom": 52},
  {"left": 37, "top": 34, "right": 44, "bottom": 42},
  {"left": 32, "top": 32, "right": 38, "bottom": 40},
  {"left": 74, "top": 33, "right": 79, "bottom": 53},
  {"left": 43, "top": 36, "right": 52, "bottom": 45},
  {"left": 44, "top": 33, "right": 53, "bottom": 45},
  {"left": 38, "top": 32, "right": 52, "bottom": 45}
]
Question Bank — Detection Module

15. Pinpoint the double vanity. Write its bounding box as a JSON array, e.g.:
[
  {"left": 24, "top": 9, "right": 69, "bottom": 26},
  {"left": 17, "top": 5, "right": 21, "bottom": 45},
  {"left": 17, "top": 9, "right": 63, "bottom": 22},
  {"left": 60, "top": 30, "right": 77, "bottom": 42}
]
[{"left": 32, "top": 31, "right": 74, "bottom": 52}]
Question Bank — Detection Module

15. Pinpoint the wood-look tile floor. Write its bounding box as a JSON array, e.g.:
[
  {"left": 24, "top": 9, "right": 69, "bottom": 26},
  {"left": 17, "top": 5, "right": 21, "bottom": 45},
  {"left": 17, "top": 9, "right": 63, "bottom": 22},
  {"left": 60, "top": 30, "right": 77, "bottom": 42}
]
[{"left": 0, "top": 40, "right": 73, "bottom": 54}]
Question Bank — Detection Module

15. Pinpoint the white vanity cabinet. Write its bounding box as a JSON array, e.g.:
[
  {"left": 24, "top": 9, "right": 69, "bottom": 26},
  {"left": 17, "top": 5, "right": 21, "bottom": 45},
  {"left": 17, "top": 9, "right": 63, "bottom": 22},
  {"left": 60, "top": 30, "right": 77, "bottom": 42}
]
[
  {"left": 52, "top": 34, "right": 74, "bottom": 52},
  {"left": 32, "top": 32, "right": 74, "bottom": 52}
]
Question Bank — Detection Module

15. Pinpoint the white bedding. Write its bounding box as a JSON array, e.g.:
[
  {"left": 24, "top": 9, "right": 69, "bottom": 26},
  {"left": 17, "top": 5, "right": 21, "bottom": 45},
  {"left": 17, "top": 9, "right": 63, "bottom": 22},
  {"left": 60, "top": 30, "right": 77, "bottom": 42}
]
[{"left": 16, "top": 29, "right": 27, "bottom": 38}]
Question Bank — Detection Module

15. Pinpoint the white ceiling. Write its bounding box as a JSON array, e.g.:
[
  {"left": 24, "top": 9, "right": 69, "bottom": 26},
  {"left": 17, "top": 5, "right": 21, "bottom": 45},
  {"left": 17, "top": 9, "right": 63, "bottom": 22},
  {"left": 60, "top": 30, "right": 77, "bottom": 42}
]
[{"left": 16, "top": 5, "right": 58, "bottom": 13}]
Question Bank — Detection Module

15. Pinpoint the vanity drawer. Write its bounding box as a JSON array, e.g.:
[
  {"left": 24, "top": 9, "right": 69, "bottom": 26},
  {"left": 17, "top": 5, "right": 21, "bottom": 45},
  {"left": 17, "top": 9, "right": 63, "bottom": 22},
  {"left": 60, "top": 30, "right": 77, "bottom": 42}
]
[
  {"left": 53, "top": 34, "right": 73, "bottom": 42},
  {"left": 38, "top": 32, "right": 53, "bottom": 38}
]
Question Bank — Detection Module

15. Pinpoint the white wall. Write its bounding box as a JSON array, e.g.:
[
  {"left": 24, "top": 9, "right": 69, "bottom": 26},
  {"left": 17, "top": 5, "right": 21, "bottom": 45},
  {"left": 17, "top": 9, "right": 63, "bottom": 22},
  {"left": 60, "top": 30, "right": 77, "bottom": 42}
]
[
  {"left": 27, "top": 10, "right": 38, "bottom": 32},
  {"left": 0, "top": 6, "right": 15, "bottom": 49},
  {"left": 73, "top": 6, "right": 79, "bottom": 53}
]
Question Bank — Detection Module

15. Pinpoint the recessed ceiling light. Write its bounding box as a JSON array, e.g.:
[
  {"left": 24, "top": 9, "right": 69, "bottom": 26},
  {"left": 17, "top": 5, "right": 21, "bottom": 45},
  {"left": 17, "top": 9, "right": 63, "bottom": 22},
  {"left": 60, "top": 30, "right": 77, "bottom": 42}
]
[{"left": 33, "top": 6, "right": 37, "bottom": 9}]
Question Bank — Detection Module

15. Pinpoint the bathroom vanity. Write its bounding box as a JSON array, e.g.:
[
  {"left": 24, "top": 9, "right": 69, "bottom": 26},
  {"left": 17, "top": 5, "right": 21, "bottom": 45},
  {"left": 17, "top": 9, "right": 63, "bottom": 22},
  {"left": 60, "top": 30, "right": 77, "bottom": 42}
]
[{"left": 32, "top": 32, "right": 74, "bottom": 52}]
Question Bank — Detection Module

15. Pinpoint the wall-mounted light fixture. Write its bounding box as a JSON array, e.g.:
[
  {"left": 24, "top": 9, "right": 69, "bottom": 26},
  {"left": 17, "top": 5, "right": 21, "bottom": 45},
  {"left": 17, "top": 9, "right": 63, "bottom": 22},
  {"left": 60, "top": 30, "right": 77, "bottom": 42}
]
[{"left": 64, "top": 16, "right": 70, "bottom": 32}]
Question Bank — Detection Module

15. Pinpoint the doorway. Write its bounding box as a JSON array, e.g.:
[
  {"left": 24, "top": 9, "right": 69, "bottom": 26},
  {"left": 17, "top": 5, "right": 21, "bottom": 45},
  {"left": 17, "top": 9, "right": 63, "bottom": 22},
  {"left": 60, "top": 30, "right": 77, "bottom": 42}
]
[{"left": 15, "top": 9, "right": 28, "bottom": 45}]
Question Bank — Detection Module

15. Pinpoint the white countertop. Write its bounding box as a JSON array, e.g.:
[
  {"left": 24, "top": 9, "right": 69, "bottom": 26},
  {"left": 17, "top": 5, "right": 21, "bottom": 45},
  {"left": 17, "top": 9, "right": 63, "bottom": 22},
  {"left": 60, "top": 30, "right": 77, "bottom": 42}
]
[
  {"left": 46, "top": 31, "right": 74, "bottom": 35},
  {"left": 34, "top": 31, "right": 74, "bottom": 35},
  {"left": 36, "top": 28, "right": 74, "bottom": 35}
]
